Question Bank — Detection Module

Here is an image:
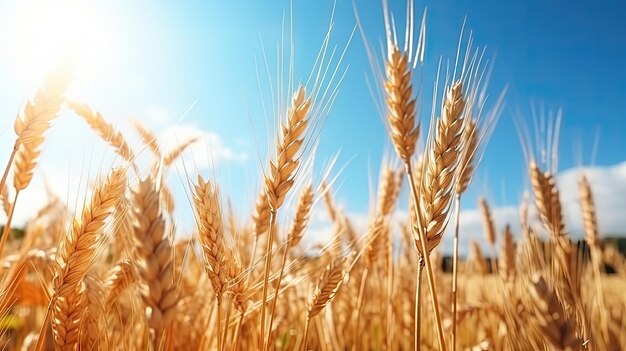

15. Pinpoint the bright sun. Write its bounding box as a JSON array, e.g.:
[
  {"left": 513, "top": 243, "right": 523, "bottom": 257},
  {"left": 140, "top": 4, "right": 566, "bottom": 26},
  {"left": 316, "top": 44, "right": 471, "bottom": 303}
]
[{"left": 4, "top": 0, "right": 111, "bottom": 87}]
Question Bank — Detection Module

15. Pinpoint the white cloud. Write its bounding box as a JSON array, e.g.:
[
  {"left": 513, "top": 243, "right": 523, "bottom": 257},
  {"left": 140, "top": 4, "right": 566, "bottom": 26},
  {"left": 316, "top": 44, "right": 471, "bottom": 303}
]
[
  {"left": 295, "top": 161, "right": 626, "bottom": 257},
  {"left": 159, "top": 124, "right": 248, "bottom": 168}
]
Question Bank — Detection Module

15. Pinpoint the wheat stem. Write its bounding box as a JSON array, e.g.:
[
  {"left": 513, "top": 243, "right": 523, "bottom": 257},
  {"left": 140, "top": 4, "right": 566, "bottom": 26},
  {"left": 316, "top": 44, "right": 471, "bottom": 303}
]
[
  {"left": 302, "top": 317, "right": 311, "bottom": 351},
  {"left": 0, "top": 191, "right": 19, "bottom": 258},
  {"left": 266, "top": 239, "right": 289, "bottom": 351},
  {"left": 451, "top": 195, "right": 461, "bottom": 351},
  {"left": 414, "top": 258, "right": 423, "bottom": 351},
  {"left": 406, "top": 162, "right": 446, "bottom": 351},
  {"left": 0, "top": 145, "right": 18, "bottom": 199},
  {"left": 352, "top": 267, "right": 368, "bottom": 351},
  {"left": 216, "top": 298, "right": 223, "bottom": 351},
  {"left": 259, "top": 210, "right": 278, "bottom": 350}
]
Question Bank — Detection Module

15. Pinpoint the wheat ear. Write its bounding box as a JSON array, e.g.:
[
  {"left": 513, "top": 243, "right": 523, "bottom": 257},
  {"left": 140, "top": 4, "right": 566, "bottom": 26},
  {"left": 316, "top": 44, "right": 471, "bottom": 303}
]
[
  {"left": 131, "top": 121, "right": 161, "bottom": 158},
  {"left": 260, "top": 86, "right": 312, "bottom": 350},
  {"left": 499, "top": 224, "right": 516, "bottom": 282},
  {"left": 49, "top": 167, "right": 126, "bottom": 351},
  {"left": 288, "top": 184, "right": 315, "bottom": 247},
  {"left": 578, "top": 175, "right": 599, "bottom": 249},
  {"left": 302, "top": 257, "right": 346, "bottom": 350},
  {"left": 529, "top": 162, "right": 587, "bottom": 339},
  {"left": 163, "top": 137, "right": 200, "bottom": 166},
  {"left": 469, "top": 241, "right": 488, "bottom": 275},
  {"left": 192, "top": 176, "right": 242, "bottom": 351},
  {"left": 527, "top": 274, "right": 582, "bottom": 351},
  {"left": 263, "top": 86, "right": 312, "bottom": 211},
  {"left": 0, "top": 67, "right": 72, "bottom": 258},
  {"left": 384, "top": 47, "right": 420, "bottom": 164},
  {"left": 68, "top": 101, "right": 137, "bottom": 168},
  {"left": 104, "top": 259, "right": 139, "bottom": 310},
  {"left": 411, "top": 80, "right": 466, "bottom": 351},
  {"left": 578, "top": 174, "right": 609, "bottom": 342},
  {"left": 80, "top": 271, "right": 106, "bottom": 350},
  {"left": 131, "top": 178, "right": 179, "bottom": 348},
  {"left": 0, "top": 63, "right": 72, "bottom": 197},
  {"left": 192, "top": 176, "right": 230, "bottom": 299},
  {"left": 456, "top": 119, "right": 479, "bottom": 194}
]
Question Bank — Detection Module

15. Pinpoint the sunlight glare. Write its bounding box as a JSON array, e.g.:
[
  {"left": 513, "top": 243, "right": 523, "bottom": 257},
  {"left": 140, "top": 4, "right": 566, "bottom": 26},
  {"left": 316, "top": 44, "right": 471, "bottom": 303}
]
[{"left": 4, "top": 0, "right": 112, "bottom": 88}]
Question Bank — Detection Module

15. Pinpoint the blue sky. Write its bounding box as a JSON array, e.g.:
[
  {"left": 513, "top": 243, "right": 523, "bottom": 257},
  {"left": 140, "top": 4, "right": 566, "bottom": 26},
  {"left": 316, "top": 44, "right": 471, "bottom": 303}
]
[{"left": 0, "top": 0, "right": 625, "bottom": 244}]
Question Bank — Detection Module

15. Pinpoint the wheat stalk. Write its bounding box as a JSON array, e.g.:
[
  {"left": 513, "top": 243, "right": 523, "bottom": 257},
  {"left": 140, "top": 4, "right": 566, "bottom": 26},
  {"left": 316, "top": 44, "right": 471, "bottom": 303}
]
[
  {"left": 409, "top": 80, "right": 466, "bottom": 351},
  {"left": 260, "top": 86, "right": 312, "bottom": 350},
  {"left": 451, "top": 118, "right": 479, "bottom": 351}
]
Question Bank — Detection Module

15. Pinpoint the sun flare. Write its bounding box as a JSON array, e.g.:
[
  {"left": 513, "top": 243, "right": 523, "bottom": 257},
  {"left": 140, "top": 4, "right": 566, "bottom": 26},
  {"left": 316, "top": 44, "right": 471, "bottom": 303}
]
[{"left": 4, "top": 0, "right": 111, "bottom": 87}]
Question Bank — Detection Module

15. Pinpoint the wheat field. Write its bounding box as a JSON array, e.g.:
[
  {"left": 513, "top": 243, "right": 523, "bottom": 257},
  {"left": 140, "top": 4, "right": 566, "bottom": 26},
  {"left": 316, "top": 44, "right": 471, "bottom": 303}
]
[{"left": 0, "top": 1, "right": 624, "bottom": 351}]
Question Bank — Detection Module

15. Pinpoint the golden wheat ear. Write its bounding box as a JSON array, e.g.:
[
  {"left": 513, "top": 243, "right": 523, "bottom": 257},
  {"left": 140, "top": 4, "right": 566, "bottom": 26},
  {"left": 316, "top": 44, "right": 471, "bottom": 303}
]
[
  {"left": 527, "top": 274, "right": 582, "bottom": 350},
  {"left": 287, "top": 184, "right": 315, "bottom": 248},
  {"left": 68, "top": 101, "right": 137, "bottom": 168},
  {"left": 0, "top": 65, "right": 74, "bottom": 258},
  {"left": 129, "top": 177, "right": 178, "bottom": 347},
  {"left": 578, "top": 174, "right": 599, "bottom": 249},
  {"left": 307, "top": 257, "right": 346, "bottom": 318},
  {"left": 478, "top": 197, "right": 496, "bottom": 247},
  {"left": 131, "top": 120, "right": 162, "bottom": 158},
  {"left": 416, "top": 79, "right": 466, "bottom": 255},
  {"left": 103, "top": 259, "right": 139, "bottom": 310},
  {"left": 385, "top": 47, "right": 420, "bottom": 164},
  {"left": 264, "top": 86, "right": 312, "bottom": 211},
  {"left": 50, "top": 167, "right": 126, "bottom": 351}
]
